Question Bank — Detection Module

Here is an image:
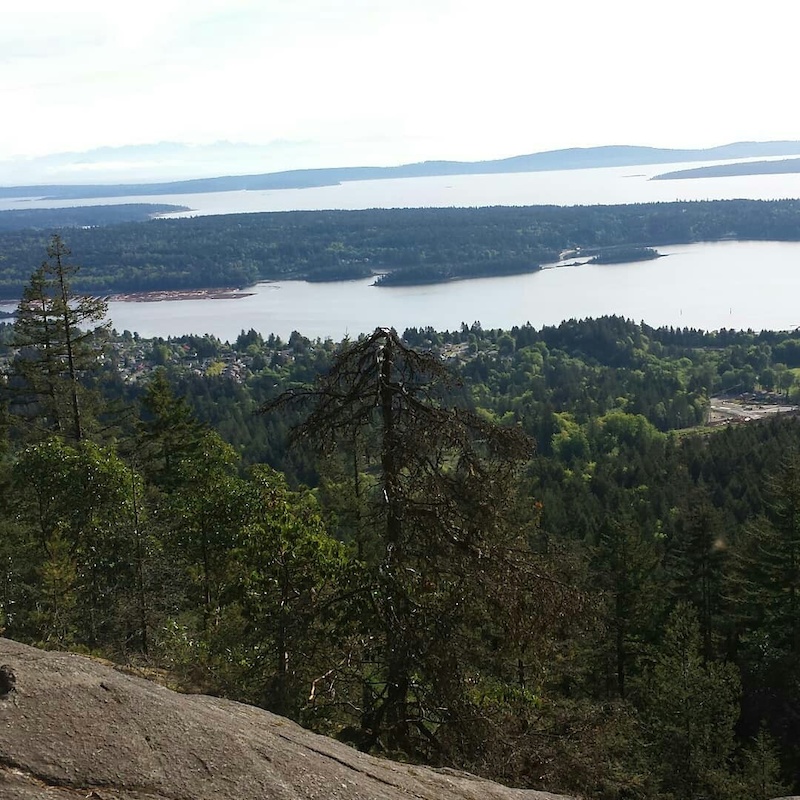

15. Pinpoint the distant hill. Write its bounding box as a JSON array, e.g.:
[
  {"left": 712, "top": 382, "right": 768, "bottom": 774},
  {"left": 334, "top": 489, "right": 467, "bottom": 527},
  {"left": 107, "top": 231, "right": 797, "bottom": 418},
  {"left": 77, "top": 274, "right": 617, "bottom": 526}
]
[
  {"left": 652, "top": 157, "right": 800, "bottom": 181},
  {"left": 4, "top": 141, "right": 800, "bottom": 201}
]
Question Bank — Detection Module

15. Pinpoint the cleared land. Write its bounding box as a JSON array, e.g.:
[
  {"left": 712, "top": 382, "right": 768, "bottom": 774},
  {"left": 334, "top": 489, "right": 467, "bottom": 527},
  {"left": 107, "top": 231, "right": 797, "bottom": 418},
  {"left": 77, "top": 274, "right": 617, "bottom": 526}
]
[{"left": 708, "top": 395, "right": 799, "bottom": 426}]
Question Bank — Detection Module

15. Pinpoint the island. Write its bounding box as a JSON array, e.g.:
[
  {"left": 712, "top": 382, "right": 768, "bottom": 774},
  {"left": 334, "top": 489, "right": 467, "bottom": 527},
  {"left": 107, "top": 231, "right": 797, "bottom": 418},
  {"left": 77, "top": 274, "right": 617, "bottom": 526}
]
[
  {"left": 588, "top": 246, "right": 663, "bottom": 265},
  {"left": 373, "top": 257, "right": 541, "bottom": 286},
  {"left": 651, "top": 158, "right": 800, "bottom": 181}
]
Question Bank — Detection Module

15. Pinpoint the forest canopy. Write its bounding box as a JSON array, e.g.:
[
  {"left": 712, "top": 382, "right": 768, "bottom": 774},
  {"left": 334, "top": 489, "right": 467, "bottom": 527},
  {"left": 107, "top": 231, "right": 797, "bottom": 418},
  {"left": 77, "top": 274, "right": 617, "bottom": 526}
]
[
  {"left": 2, "top": 198, "right": 800, "bottom": 298},
  {"left": 3, "top": 237, "right": 800, "bottom": 799},
  {"left": 4, "top": 302, "right": 800, "bottom": 796}
]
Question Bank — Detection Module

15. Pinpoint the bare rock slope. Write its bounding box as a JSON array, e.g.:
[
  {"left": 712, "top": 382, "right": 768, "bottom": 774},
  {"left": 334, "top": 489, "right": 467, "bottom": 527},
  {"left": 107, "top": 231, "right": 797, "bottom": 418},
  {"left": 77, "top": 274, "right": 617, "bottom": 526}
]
[{"left": 0, "top": 638, "right": 572, "bottom": 800}]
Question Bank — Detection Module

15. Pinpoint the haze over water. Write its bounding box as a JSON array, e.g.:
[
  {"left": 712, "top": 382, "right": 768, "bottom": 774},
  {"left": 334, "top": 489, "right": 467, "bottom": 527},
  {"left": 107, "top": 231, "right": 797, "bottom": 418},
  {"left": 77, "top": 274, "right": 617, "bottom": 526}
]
[{"left": 3, "top": 158, "right": 800, "bottom": 215}]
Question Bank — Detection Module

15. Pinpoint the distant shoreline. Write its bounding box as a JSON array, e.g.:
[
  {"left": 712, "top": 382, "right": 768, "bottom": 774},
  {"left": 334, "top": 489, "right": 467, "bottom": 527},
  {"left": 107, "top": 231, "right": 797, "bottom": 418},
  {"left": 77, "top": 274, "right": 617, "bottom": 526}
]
[
  {"left": 106, "top": 288, "right": 255, "bottom": 303},
  {"left": 652, "top": 158, "right": 800, "bottom": 181},
  {"left": 7, "top": 141, "right": 800, "bottom": 201},
  {"left": 1, "top": 288, "right": 258, "bottom": 306}
]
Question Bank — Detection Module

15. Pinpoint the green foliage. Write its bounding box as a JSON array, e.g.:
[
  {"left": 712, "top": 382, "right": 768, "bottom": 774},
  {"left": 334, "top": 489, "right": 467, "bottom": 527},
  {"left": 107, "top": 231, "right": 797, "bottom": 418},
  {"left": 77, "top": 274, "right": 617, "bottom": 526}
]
[
  {"left": 589, "top": 246, "right": 661, "bottom": 264},
  {"left": 223, "top": 467, "right": 350, "bottom": 716},
  {"left": 12, "top": 437, "right": 139, "bottom": 648},
  {"left": 0, "top": 204, "right": 188, "bottom": 233},
  {"left": 591, "top": 512, "right": 662, "bottom": 699},
  {"left": 136, "top": 368, "right": 207, "bottom": 488},
  {"left": 639, "top": 603, "right": 741, "bottom": 800},
  {"left": 3, "top": 199, "right": 800, "bottom": 296},
  {"left": 738, "top": 727, "right": 789, "bottom": 800},
  {"left": 162, "top": 430, "right": 247, "bottom": 633},
  {"left": 7, "top": 236, "right": 109, "bottom": 442},
  {"left": 5, "top": 315, "right": 800, "bottom": 793}
]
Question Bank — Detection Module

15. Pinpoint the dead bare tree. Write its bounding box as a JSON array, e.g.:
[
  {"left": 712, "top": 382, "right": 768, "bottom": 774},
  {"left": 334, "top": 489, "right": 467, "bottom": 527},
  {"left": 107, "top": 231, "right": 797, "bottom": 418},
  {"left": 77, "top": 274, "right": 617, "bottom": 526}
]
[{"left": 263, "top": 327, "right": 535, "bottom": 755}]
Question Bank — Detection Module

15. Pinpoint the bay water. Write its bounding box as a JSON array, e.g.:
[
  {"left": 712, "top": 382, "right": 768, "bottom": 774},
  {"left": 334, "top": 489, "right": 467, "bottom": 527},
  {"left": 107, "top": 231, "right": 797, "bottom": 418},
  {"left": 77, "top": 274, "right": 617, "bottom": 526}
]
[
  {"left": 3, "top": 160, "right": 800, "bottom": 339},
  {"left": 84, "top": 240, "right": 800, "bottom": 341}
]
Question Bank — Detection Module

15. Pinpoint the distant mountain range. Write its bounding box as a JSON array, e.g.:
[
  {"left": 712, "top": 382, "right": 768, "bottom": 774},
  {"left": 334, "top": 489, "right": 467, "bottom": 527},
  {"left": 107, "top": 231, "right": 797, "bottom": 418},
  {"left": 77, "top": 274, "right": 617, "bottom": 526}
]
[{"left": 3, "top": 141, "right": 800, "bottom": 201}]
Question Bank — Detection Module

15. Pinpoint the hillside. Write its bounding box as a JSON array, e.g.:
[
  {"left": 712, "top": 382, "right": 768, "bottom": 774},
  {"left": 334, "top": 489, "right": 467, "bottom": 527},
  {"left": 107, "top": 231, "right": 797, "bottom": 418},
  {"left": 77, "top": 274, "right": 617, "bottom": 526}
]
[{"left": 0, "top": 638, "right": 572, "bottom": 800}]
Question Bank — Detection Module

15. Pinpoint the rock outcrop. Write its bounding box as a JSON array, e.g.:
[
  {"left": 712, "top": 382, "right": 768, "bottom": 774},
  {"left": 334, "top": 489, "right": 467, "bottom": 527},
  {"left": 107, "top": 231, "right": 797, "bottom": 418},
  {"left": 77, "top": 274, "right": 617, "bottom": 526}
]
[{"left": 0, "top": 638, "right": 573, "bottom": 800}]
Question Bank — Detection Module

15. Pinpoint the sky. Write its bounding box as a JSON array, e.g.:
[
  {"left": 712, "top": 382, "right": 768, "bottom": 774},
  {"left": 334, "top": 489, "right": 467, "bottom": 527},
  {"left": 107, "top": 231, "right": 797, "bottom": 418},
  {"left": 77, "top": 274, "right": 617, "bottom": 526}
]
[{"left": 2, "top": 0, "right": 798, "bottom": 183}]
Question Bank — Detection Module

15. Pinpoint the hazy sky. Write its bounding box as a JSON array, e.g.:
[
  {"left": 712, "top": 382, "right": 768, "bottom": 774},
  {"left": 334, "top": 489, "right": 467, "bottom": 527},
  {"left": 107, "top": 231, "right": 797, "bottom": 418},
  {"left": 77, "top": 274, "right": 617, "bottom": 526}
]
[{"left": 2, "top": 0, "right": 798, "bottom": 174}]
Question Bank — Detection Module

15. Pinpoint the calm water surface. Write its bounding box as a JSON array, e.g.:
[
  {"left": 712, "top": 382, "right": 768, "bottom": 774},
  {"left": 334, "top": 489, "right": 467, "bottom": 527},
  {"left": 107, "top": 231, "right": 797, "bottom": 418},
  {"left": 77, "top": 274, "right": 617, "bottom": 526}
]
[
  {"left": 3, "top": 158, "right": 800, "bottom": 216},
  {"left": 10, "top": 240, "right": 788, "bottom": 341}
]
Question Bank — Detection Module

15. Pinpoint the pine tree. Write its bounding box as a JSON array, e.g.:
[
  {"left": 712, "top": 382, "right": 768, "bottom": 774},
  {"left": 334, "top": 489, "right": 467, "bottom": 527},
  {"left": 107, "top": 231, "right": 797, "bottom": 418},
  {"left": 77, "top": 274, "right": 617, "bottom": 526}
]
[
  {"left": 641, "top": 602, "right": 741, "bottom": 799},
  {"left": 726, "top": 453, "right": 800, "bottom": 776},
  {"left": 738, "top": 727, "right": 788, "bottom": 800},
  {"left": 592, "top": 511, "right": 660, "bottom": 698},
  {"left": 264, "top": 327, "right": 536, "bottom": 755},
  {"left": 9, "top": 236, "right": 109, "bottom": 441},
  {"left": 666, "top": 488, "right": 728, "bottom": 662},
  {"left": 10, "top": 266, "right": 70, "bottom": 436},
  {"left": 136, "top": 368, "right": 206, "bottom": 489}
]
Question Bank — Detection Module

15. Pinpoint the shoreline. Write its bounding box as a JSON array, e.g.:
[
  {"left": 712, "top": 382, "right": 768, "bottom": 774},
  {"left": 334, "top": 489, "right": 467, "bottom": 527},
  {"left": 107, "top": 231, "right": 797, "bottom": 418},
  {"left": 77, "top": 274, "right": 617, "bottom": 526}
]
[
  {"left": 106, "top": 288, "right": 255, "bottom": 303},
  {"left": 1, "top": 287, "right": 255, "bottom": 307}
]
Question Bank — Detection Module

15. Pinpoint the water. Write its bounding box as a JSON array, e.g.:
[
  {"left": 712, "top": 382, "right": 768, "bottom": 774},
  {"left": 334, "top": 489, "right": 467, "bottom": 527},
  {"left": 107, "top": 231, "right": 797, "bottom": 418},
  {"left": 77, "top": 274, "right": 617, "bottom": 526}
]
[
  {"left": 17, "top": 240, "right": 789, "bottom": 341},
  {"left": 3, "top": 161, "right": 800, "bottom": 339},
  {"left": 3, "top": 240, "right": 798, "bottom": 340},
  {"left": 3, "top": 158, "right": 800, "bottom": 217}
]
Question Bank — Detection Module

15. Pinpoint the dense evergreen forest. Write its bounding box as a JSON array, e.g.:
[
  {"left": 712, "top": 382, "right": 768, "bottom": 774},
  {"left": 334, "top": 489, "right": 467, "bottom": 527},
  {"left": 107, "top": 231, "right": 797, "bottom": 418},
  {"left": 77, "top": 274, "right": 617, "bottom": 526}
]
[
  {"left": 588, "top": 246, "right": 661, "bottom": 265},
  {"left": 0, "top": 204, "right": 189, "bottom": 233},
  {"left": 4, "top": 198, "right": 800, "bottom": 297},
  {"left": 5, "top": 238, "right": 800, "bottom": 798}
]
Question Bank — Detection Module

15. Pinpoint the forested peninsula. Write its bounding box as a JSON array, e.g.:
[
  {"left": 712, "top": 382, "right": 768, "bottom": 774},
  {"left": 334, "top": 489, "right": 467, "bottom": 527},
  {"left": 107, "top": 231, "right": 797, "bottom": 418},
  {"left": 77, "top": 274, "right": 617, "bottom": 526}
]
[
  {"left": 0, "top": 203, "right": 189, "bottom": 233},
  {"left": 3, "top": 198, "right": 800, "bottom": 298},
  {"left": 653, "top": 157, "right": 800, "bottom": 180}
]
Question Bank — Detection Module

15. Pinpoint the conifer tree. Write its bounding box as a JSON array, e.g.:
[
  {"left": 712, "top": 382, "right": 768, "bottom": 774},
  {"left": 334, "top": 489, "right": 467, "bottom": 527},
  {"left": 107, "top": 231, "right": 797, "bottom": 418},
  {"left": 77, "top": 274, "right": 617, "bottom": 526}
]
[
  {"left": 738, "top": 727, "right": 789, "bottom": 800},
  {"left": 264, "top": 327, "right": 536, "bottom": 755},
  {"left": 136, "top": 368, "right": 206, "bottom": 488},
  {"left": 666, "top": 488, "right": 728, "bottom": 662},
  {"left": 13, "top": 438, "right": 139, "bottom": 648},
  {"left": 10, "top": 235, "right": 108, "bottom": 441},
  {"left": 641, "top": 602, "right": 741, "bottom": 799},
  {"left": 592, "top": 511, "right": 660, "bottom": 698}
]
